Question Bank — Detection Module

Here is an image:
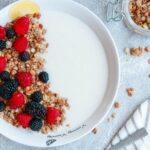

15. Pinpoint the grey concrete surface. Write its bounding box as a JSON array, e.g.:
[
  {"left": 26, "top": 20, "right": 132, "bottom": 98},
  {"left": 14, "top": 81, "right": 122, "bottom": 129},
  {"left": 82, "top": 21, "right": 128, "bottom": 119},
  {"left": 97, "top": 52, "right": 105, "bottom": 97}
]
[{"left": 0, "top": 0, "right": 150, "bottom": 149}]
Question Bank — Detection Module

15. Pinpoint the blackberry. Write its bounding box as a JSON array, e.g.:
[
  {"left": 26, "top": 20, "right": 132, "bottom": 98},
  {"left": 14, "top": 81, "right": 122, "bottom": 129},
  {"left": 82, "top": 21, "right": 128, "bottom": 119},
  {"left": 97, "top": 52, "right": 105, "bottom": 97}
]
[
  {"left": 29, "top": 118, "right": 43, "bottom": 131},
  {"left": 31, "top": 91, "right": 43, "bottom": 103},
  {"left": 0, "top": 101, "right": 6, "bottom": 112},
  {"left": 5, "top": 27, "right": 16, "bottom": 39},
  {"left": 0, "top": 79, "right": 19, "bottom": 99},
  {"left": 38, "top": 71, "right": 49, "bottom": 83},
  {"left": 0, "top": 71, "right": 10, "bottom": 81},
  {"left": 0, "top": 40, "right": 6, "bottom": 51},
  {"left": 19, "top": 52, "right": 30, "bottom": 62},
  {"left": 25, "top": 101, "right": 47, "bottom": 119}
]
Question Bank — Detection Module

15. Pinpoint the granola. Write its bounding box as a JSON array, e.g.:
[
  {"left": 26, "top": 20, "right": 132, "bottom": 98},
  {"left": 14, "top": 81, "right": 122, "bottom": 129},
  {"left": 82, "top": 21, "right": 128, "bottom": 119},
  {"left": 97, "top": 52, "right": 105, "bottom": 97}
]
[
  {"left": 114, "top": 101, "right": 120, "bottom": 109},
  {"left": 129, "top": 0, "right": 150, "bottom": 29},
  {"left": 126, "top": 88, "right": 134, "bottom": 97},
  {"left": 0, "top": 13, "right": 69, "bottom": 134},
  {"left": 124, "top": 46, "right": 150, "bottom": 56}
]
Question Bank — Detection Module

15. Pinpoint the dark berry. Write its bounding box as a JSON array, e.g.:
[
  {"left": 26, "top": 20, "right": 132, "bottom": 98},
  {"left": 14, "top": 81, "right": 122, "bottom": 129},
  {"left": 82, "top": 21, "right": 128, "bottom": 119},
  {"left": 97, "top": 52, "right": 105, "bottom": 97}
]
[
  {"left": 39, "top": 71, "right": 49, "bottom": 83},
  {"left": 0, "top": 71, "right": 10, "bottom": 81},
  {"left": 0, "top": 40, "right": 6, "bottom": 51},
  {"left": 31, "top": 91, "right": 43, "bottom": 103},
  {"left": 5, "top": 27, "right": 16, "bottom": 39},
  {"left": 0, "top": 101, "right": 5, "bottom": 112},
  {"left": 0, "top": 79, "right": 19, "bottom": 99},
  {"left": 25, "top": 101, "right": 47, "bottom": 119},
  {"left": 19, "top": 52, "right": 30, "bottom": 62},
  {"left": 29, "top": 118, "right": 42, "bottom": 131}
]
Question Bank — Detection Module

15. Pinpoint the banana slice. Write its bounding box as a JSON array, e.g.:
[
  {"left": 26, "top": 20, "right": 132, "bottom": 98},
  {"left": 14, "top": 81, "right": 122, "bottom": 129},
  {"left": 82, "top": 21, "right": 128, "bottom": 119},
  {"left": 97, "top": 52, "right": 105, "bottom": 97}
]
[{"left": 10, "top": 0, "right": 40, "bottom": 20}]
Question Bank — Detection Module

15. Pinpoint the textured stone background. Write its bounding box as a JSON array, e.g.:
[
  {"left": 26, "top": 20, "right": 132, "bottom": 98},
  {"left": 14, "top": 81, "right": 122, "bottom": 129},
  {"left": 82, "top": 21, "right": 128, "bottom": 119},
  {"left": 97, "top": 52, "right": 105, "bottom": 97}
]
[{"left": 0, "top": 0, "right": 150, "bottom": 150}]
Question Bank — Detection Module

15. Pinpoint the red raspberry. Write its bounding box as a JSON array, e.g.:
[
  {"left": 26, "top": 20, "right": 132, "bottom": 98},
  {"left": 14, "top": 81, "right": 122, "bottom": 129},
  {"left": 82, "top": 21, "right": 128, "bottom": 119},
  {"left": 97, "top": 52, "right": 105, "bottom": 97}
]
[
  {"left": 0, "top": 26, "right": 6, "bottom": 39},
  {"left": 14, "top": 16, "right": 30, "bottom": 35},
  {"left": 13, "top": 36, "right": 28, "bottom": 53},
  {"left": 0, "top": 57, "right": 7, "bottom": 73},
  {"left": 47, "top": 107, "right": 60, "bottom": 124},
  {"left": 16, "top": 113, "right": 32, "bottom": 128},
  {"left": 9, "top": 91, "right": 25, "bottom": 109},
  {"left": 17, "top": 72, "right": 32, "bottom": 88}
]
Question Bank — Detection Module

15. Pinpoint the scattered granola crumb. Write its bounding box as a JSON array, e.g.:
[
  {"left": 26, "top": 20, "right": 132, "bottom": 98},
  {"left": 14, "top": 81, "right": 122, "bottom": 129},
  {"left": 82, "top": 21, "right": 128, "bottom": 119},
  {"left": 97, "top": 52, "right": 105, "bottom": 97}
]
[
  {"left": 124, "top": 47, "right": 144, "bottom": 56},
  {"left": 111, "top": 112, "right": 116, "bottom": 118},
  {"left": 148, "top": 59, "right": 150, "bottom": 64},
  {"left": 66, "top": 124, "right": 70, "bottom": 127},
  {"left": 130, "top": 47, "right": 143, "bottom": 56},
  {"left": 124, "top": 48, "right": 130, "bottom": 55},
  {"left": 125, "top": 46, "right": 150, "bottom": 56},
  {"left": 145, "top": 47, "right": 150, "bottom": 52},
  {"left": 126, "top": 88, "right": 134, "bottom": 97},
  {"left": 114, "top": 101, "right": 120, "bottom": 109},
  {"left": 92, "top": 128, "right": 97, "bottom": 134}
]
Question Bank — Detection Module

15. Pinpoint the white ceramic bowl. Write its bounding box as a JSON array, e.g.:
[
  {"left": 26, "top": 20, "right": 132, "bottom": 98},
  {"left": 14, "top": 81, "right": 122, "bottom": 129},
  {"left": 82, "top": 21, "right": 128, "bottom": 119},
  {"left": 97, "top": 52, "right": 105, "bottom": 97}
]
[{"left": 0, "top": 0, "right": 119, "bottom": 147}]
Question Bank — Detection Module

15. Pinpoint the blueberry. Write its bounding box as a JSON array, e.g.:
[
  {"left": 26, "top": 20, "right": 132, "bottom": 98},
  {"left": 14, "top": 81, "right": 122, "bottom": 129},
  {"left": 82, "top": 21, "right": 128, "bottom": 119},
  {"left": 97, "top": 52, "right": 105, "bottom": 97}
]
[
  {"left": 5, "top": 27, "right": 16, "bottom": 39},
  {"left": 25, "top": 101, "right": 47, "bottom": 119},
  {"left": 0, "top": 101, "right": 6, "bottom": 112},
  {"left": 29, "top": 118, "right": 43, "bottom": 131},
  {"left": 19, "top": 52, "right": 30, "bottom": 62},
  {"left": 38, "top": 71, "right": 49, "bottom": 83},
  {"left": 31, "top": 91, "right": 43, "bottom": 103},
  {"left": 0, "top": 71, "right": 10, "bottom": 81},
  {"left": 0, "top": 40, "right": 6, "bottom": 51}
]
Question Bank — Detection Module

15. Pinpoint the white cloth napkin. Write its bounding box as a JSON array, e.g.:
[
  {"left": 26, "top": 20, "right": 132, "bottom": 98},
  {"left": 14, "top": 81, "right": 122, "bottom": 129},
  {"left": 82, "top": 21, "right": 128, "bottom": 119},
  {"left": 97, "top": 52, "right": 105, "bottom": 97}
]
[{"left": 106, "top": 99, "right": 150, "bottom": 150}]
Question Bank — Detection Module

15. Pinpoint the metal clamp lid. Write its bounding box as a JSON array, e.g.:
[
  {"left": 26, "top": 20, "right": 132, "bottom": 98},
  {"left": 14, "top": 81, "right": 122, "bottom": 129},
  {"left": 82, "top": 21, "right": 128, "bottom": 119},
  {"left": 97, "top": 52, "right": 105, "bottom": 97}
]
[{"left": 106, "top": 0, "right": 125, "bottom": 22}]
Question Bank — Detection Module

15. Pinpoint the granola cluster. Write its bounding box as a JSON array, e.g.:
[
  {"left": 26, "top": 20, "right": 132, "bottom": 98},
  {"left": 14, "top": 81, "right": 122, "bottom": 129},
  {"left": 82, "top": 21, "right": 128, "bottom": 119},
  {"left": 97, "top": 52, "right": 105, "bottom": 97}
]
[
  {"left": 0, "top": 13, "right": 69, "bottom": 134},
  {"left": 129, "top": 0, "right": 150, "bottom": 29},
  {"left": 124, "top": 46, "right": 150, "bottom": 56}
]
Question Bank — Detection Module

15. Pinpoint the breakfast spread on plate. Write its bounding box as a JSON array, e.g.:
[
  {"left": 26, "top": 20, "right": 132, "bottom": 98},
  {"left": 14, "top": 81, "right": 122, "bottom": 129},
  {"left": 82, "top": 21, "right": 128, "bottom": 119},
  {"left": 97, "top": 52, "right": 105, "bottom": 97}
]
[{"left": 0, "top": 13, "right": 69, "bottom": 134}]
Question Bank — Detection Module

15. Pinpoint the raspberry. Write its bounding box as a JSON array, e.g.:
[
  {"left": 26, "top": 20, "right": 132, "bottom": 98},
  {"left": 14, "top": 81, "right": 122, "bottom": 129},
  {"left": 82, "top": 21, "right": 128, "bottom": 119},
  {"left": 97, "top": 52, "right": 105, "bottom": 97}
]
[
  {"left": 25, "top": 101, "right": 47, "bottom": 119},
  {"left": 5, "top": 27, "right": 16, "bottom": 39},
  {"left": 0, "top": 57, "right": 7, "bottom": 73},
  {"left": 16, "top": 72, "right": 32, "bottom": 88},
  {"left": 47, "top": 107, "right": 60, "bottom": 124},
  {"left": 14, "top": 16, "right": 30, "bottom": 35},
  {"left": 29, "top": 118, "right": 42, "bottom": 131},
  {"left": 0, "top": 26, "right": 6, "bottom": 39},
  {"left": 16, "top": 113, "right": 32, "bottom": 128},
  {"left": 30, "top": 91, "right": 43, "bottom": 103},
  {"left": 38, "top": 71, "right": 49, "bottom": 83},
  {"left": 0, "top": 71, "right": 10, "bottom": 81},
  {"left": 13, "top": 37, "right": 28, "bottom": 53},
  {"left": 9, "top": 91, "right": 25, "bottom": 109}
]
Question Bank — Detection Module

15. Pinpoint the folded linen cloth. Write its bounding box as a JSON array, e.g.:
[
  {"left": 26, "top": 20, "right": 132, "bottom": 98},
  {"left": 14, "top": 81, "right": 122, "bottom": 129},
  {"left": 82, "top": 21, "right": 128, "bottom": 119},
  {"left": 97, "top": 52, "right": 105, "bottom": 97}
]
[{"left": 106, "top": 99, "right": 150, "bottom": 150}]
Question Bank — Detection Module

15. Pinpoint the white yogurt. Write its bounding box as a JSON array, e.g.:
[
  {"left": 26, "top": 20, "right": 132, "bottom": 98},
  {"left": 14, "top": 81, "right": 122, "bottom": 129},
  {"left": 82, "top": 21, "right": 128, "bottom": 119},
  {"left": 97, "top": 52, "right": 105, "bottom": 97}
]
[{"left": 41, "top": 11, "right": 108, "bottom": 132}]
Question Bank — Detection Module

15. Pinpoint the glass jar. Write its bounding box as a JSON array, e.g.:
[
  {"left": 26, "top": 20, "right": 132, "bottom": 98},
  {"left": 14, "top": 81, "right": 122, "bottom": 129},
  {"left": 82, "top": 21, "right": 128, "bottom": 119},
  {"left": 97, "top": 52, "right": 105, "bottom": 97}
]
[{"left": 106, "top": 0, "right": 150, "bottom": 36}]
